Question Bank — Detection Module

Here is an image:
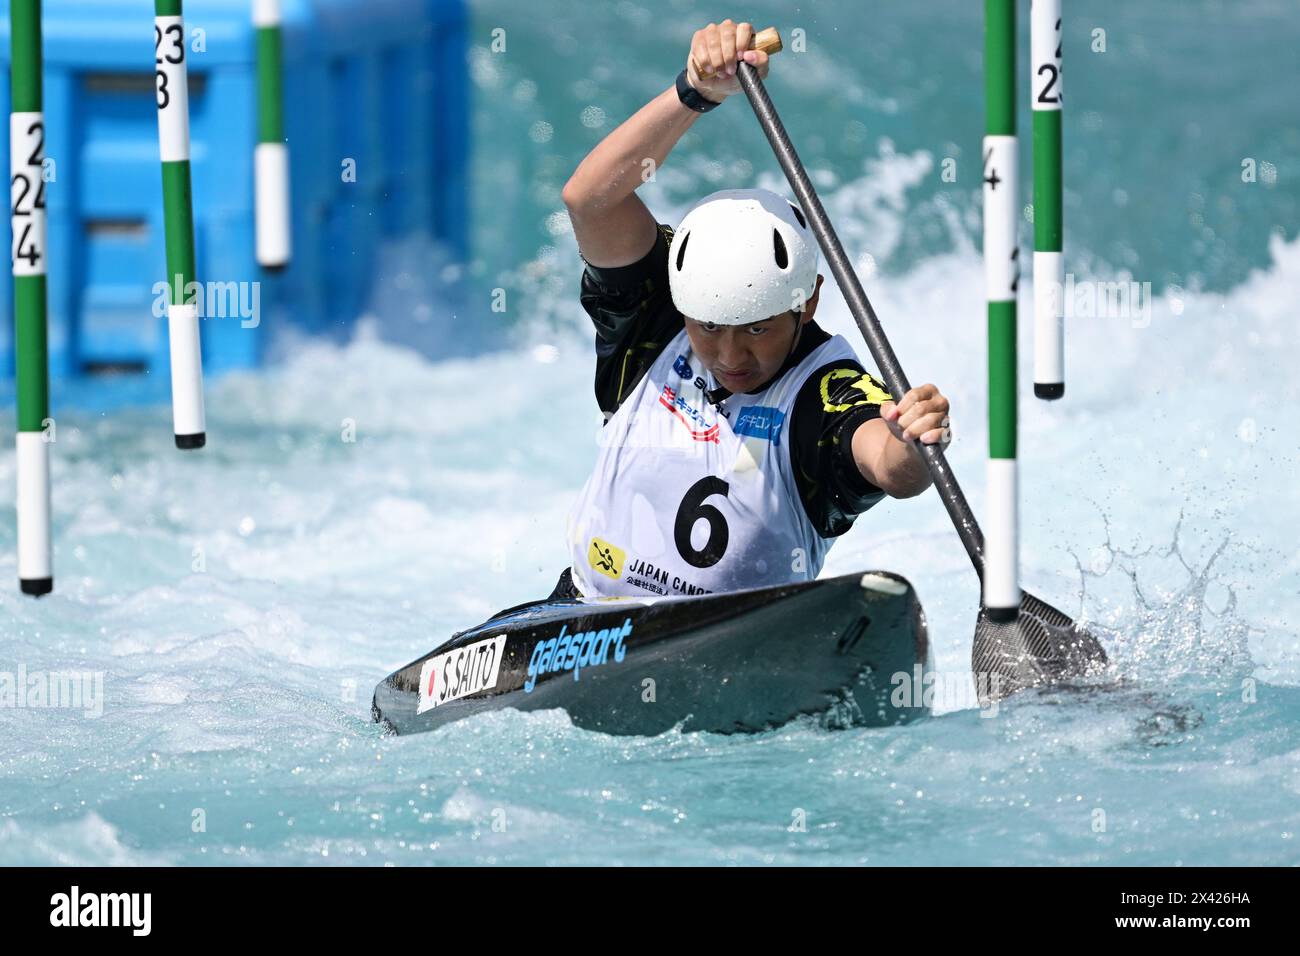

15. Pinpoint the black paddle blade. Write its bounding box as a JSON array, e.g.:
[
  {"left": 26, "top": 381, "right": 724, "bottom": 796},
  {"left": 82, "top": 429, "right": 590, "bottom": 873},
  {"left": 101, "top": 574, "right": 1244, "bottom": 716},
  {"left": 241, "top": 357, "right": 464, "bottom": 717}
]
[{"left": 971, "top": 591, "right": 1109, "bottom": 704}]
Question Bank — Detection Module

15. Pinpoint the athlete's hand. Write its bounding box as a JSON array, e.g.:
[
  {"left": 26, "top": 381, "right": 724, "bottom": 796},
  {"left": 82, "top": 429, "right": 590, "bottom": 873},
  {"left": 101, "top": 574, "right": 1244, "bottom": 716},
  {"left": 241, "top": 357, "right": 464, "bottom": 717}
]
[
  {"left": 882, "top": 384, "right": 952, "bottom": 447},
  {"left": 686, "top": 20, "right": 770, "bottom": 104}
]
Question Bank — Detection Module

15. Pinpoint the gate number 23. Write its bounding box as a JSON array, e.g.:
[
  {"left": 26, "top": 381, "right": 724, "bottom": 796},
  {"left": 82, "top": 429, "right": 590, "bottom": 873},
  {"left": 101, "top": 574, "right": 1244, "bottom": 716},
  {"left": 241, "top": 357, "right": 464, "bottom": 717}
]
[{"left": 155, "top": 23, "right": 185, "bottom": 110}]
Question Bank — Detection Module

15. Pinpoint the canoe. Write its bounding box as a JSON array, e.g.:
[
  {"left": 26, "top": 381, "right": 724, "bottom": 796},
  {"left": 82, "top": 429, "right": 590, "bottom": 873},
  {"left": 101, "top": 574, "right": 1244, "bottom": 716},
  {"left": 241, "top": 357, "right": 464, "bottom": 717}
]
[{"left": 372, "top": 569, "right": 931, "bottom": 736}]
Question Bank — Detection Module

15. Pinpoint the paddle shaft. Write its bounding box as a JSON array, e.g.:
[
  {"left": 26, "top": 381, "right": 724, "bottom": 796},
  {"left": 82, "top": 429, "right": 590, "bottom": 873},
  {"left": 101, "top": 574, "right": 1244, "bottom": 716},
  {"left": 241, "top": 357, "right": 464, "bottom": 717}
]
[{"left": 735, "top": 61, "right": 988, "bottom": 581}]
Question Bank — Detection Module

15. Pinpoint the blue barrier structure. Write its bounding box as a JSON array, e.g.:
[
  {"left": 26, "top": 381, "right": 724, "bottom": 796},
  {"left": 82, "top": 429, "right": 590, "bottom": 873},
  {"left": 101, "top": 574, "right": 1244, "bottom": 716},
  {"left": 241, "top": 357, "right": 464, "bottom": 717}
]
[{"left": 0, "top": 0, "right": 469, "bottom": 382}]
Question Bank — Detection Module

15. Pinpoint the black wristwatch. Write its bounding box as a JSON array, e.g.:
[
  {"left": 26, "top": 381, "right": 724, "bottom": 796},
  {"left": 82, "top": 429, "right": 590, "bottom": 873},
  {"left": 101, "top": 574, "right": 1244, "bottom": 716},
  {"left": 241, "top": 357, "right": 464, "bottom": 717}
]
[{"left": 676, "top": 68, "right": 721, "bottom": 113}]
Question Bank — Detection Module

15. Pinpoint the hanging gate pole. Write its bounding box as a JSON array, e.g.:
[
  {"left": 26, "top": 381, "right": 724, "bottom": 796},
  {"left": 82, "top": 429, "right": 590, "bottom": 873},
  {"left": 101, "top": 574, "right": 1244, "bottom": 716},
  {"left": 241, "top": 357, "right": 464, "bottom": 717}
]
[
  {"left": 1031, "top": 0, "right": 1065, "bottom": 398},
  {"left": 253, "top": 0, "right": 290, "bottom": 269},
  {"left": 983, "top": 0, "right": 1021, "bottom": 621},
  {"left": 154, "top": 0, "right": 206, "bottom": 448},
  {"left": 10, "top": 0, "right": 53, "bottom": 596}
]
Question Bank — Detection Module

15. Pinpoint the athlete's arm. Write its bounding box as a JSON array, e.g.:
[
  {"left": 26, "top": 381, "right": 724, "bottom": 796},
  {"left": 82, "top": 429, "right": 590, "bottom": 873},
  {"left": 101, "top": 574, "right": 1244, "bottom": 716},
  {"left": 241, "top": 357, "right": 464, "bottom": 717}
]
[
  {"left": 561, "top": 20, "right": 768, "bottom": 268},
  {"left": 561, "top": 80, "right": 698, "bottom": 268},
  {"left": 850, "top": 384, "right": 951, "bottom": 499},
  {"left": 790, "top": 362, "right": 893, "bottom": 538},
  {"left": 566, "top": 20, "right": 772, "bottom": 419}
]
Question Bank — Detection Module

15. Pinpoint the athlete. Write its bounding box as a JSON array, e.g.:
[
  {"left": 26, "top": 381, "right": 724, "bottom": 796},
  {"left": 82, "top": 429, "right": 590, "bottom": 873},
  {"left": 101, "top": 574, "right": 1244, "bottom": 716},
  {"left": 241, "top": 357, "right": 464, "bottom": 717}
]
[{"left": 552, "top": 20, "right": 952, "bottom": 601}]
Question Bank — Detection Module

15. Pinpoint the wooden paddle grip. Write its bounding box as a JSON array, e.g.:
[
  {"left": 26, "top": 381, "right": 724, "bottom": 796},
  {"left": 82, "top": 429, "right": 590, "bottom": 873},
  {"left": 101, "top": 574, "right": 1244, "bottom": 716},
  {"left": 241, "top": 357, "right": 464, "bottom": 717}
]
[{"left": 691, "top": 26, "right": 782, "bottom": 80}]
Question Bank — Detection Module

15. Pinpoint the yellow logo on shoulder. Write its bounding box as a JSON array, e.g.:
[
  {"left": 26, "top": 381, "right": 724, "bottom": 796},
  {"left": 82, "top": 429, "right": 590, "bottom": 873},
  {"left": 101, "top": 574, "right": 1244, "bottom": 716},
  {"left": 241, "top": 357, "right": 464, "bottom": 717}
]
[
  {"left": 588, "top": 537, "right": 625, "bottom": 579},
  {"left": 820, "top": 368, "right": 893, "bottom": 412}
]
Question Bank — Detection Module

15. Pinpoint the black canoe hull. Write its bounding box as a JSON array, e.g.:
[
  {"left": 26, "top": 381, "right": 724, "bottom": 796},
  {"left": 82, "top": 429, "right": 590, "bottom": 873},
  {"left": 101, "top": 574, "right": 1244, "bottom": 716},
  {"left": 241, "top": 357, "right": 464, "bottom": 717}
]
[{"left": 372, "top": 570, "right": 931, "bottom": 736}]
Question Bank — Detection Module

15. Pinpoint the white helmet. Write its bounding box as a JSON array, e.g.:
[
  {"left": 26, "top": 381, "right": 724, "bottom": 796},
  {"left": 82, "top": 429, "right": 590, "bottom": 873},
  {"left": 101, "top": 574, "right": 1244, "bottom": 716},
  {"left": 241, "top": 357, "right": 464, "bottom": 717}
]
[{"left": 668, "top": 187, "right": 820, "bottom": 326}]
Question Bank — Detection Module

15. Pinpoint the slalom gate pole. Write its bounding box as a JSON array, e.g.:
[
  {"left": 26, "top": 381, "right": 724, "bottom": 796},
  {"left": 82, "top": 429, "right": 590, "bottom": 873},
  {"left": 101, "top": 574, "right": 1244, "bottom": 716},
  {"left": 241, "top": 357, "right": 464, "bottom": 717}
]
[
  {"left": 154, "top": 0, "right": 206, "bottom": 449},
  {"left": 253, "top": 0, "right": 290, "bottom": 269},
  {"left": 983, "top": 0, "right": 1021, "bottom": 621},
  {"left": 1031, "top": 0, "right": 1064, "bottom": 399},
  {"left": 10, "top": 0, "right": 53, "bottom": 596}
]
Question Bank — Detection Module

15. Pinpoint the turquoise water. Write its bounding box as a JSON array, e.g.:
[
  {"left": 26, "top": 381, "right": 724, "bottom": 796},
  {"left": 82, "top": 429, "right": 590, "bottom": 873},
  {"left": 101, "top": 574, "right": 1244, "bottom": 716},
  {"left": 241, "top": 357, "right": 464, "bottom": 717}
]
[{"left": 1, "top": 0, "right": 1297, "bottom": 865}]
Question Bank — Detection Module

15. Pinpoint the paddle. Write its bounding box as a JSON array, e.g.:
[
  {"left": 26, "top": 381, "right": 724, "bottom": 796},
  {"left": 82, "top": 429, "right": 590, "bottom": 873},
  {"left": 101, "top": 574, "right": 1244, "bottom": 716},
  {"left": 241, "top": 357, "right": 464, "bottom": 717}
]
[{"left": 733, "top": 52, "right": 1108, "bottom": 702}]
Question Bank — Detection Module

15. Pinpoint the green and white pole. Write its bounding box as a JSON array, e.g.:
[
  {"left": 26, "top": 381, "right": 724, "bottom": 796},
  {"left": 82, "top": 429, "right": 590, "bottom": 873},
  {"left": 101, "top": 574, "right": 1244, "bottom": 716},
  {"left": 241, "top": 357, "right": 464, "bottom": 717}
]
[
  {"left": 154, "top": 0, "right": 205, "bottom": 449},
  {"left": 1031, "top": 0, "right": 1064, "bottom": 399},
  {"left": 10, "top": 0, "right": 52, "bottom": 596},
  {"left": 253, "top": 0, "right": 290, "bottom": 268},
  {"left": 983, "top": 0, "right": 1020, "bottom": 621}
]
